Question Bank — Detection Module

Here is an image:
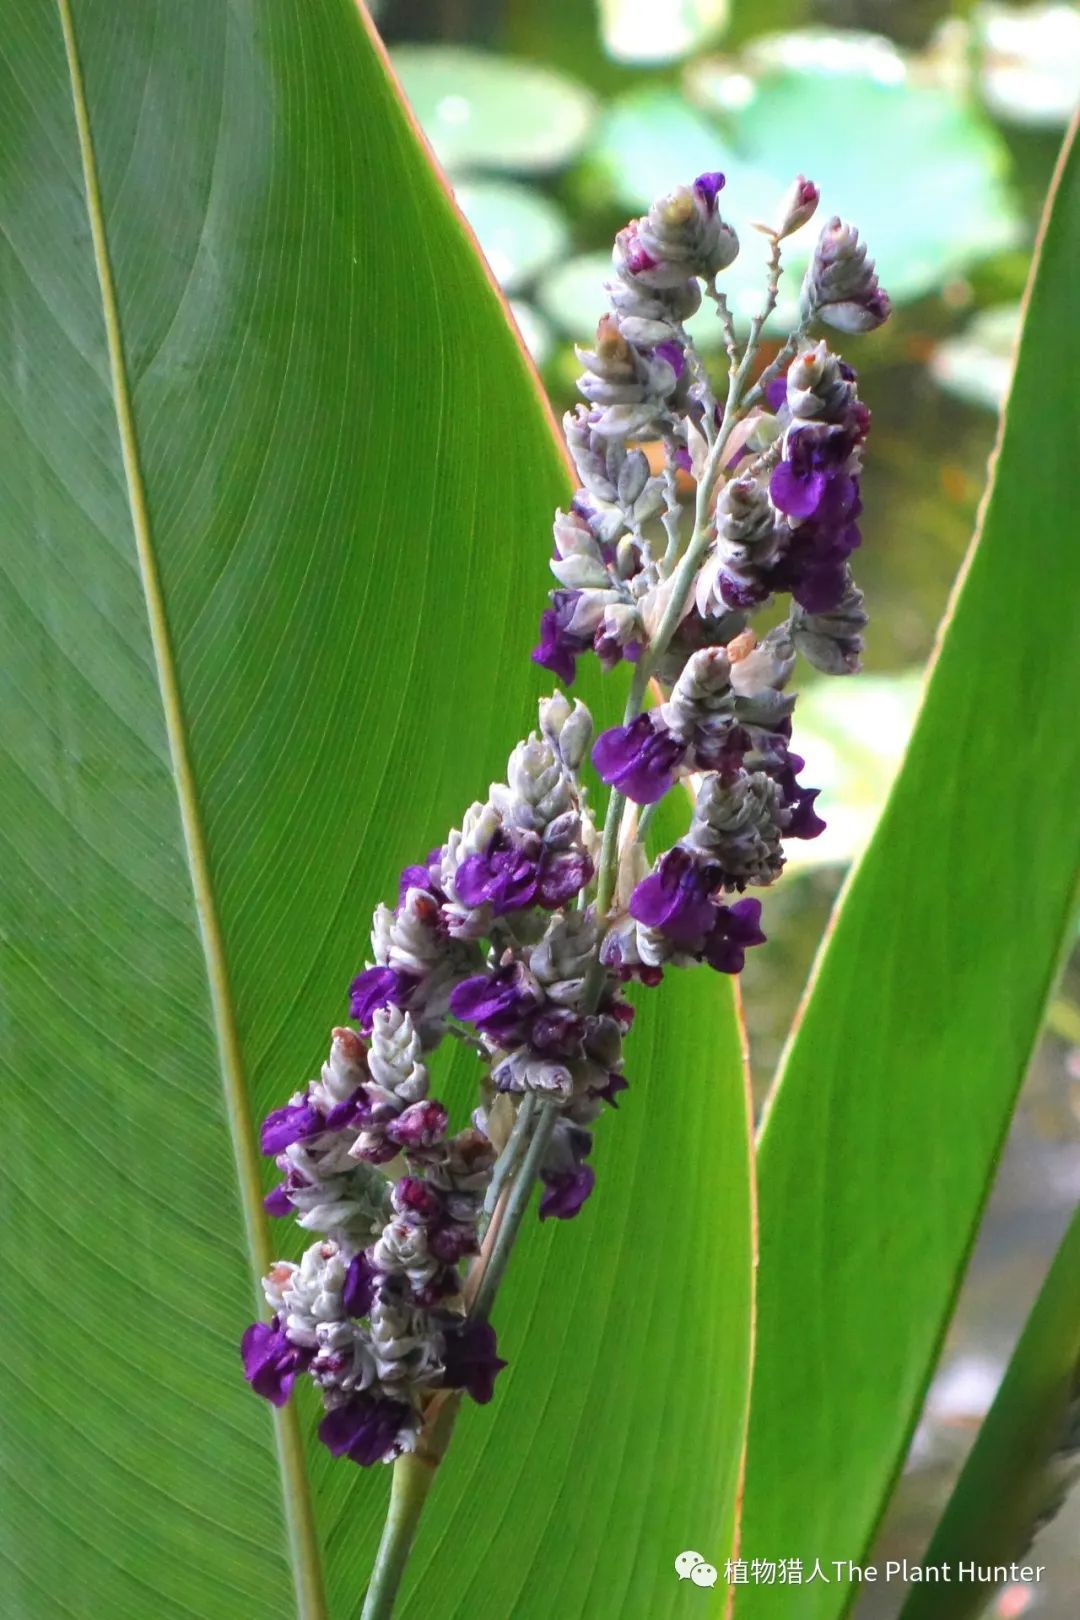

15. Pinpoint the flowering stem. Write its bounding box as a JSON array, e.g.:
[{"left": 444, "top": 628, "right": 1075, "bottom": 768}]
[
  {"left": 468, "top": 1099, "right": 559, "bottom": 1322},
  {"left": 481, "top": 1092, "right": 538, "bottom": 1222},
  {"left": 359, "top": 1397, "right": 460, "bottom": 1620}
]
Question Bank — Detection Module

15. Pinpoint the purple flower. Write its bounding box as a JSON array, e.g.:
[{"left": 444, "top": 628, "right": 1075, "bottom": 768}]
[
  {"left": 455, "top": 830, "right": 541, "bottom": 914},
  {"left": 392, "top": 1176, "right": 443, "bottom": 1222},
  {"left": 538, "top": 1120, "right": 595, "bottom": 1220},
  {"left": 398, "top": 848, "right": 445, "bottom": 907},
  {"left": 455, "top": 830, "right": 592, "bottom": 917},
  {"left": 775, "top": 752, "right": 826, "bottom": 840},
  {"left": 595, "top": 1072, "right": 629, "bottom": 1108},
  {"left": 529, "top": 1007, "right": 587, "bottom": 1058},
  {"left": 770, "top": 427, "right": 858, "bottom": 525},
  {"left": 260, "top": 1096, "right": 324, "bottom": 1156},
  {"left": 385, "top": 1100, "right": 449, "bottom": 1150},
  {"left": 629, "top": 846, "right": 721, "bottom": 949},
  {"left": 318, "top": 1395, "right": 412, "bottom": 1467},
  {"left": 241, "top": 1319, "right": 312, "bottom": 1407},
  {"left": 349, "top": 965, "right": 414, "bottom": 1033},
  {"left": 342, "top": 1253, "right": 379, "bottom": 1317},
  {"left": 539, "top": 1165, "right": 596, "bottom": 1221},
  {"left": 450, "top": 962, "right": 544, "bottom": 1044},
  {"left": 532, "top": 590, "right": 592, "bottom": 685},
  {"left": 765, "top": 371, "right": 789, "bottom": 413},
  {"left": 693, "top": 171, "right": 726, "bottom": 209},
  {"left": 323, "top": 1089, "right": 369, "bottom": 1132},
  {"left": 263, "top": 1183, "right": 294, "bottom": 1217},
  {"left": 429, "top": 1223, "right": 479, "bottom": 1264},
  {"left": 653, "top": 339, "right": 686, "bottom": 379},
  {"left": 592, "top": 712, "right": 687, "bottom": 805},
  {"left": 702, "top": 898, "right": 766, "bottom": 974},
  {"left": 441, "top": 1319, "right": 507, "bottom": 1405},
  {"left": 537, "top": 849, "right": 593, "bottom": 908}
]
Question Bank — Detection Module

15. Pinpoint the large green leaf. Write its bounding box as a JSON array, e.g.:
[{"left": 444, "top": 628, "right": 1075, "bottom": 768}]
[
  {"left": 736, "top": 117, "right": 1080, "bottom": 1620},
  {"left": 0, "top": 4, "right": 752, "bottom": 1617},
  {"left": 899, "top": 1204, "right": 1080, "bottom": 1620}
]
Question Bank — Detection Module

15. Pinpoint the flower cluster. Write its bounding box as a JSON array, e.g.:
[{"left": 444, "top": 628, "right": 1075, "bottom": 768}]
[
  {"left": 244, "top": 1016, "right": 504, "bottom": 1464},
  {"left": 242, "top": 167, "right": 889, "bottom": 1474}
]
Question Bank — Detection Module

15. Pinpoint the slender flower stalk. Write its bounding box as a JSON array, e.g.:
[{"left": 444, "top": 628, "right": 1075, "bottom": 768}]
[{"left": 238, "top": 165, "right": 890, "bottom": 1617}]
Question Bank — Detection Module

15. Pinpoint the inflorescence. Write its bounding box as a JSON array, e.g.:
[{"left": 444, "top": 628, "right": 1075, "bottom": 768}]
[{"left": 242, "top": 168, "right": 889, "bottom": 1467}]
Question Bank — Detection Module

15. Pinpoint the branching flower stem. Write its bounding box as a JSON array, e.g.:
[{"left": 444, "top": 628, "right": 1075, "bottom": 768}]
[{"left": 244, "top": 167, "right": 891, "bottom": 1620}]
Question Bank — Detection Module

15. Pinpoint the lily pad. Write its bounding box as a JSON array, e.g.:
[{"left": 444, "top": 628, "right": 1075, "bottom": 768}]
[
  {"left": 692, "top": 30, "right": 1023, "bottom": 305},
  {"left": 930, "top": 303, "right": 1021, "bottom": 412},
  {"left": 391, "top": 45, "right": 597, "bottom": 174},
  {"left": 587, "top": 87, "right": 739, "bottom": 213},
  {"left": 583, "top": 44, "right": 1021, "bottom": 327},
  {"left": 598, "top": 0, "right": 731, "bottom": 65},
  {"left": 453, "top": 179, "right": 570, "bottom": 293}
]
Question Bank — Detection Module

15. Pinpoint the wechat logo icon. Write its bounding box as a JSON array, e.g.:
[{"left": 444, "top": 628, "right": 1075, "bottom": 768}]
[{"left": 675, "top": 1551, "right": 719, "bottom": 1587}]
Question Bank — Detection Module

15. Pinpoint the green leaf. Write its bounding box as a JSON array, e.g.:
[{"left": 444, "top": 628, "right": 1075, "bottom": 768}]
[
  {"left": 736, "top": 117, "right": 1080, "bottom": 1620},
  {"left": 390, "top": 45, "right": 597, "bottom": 175},
  {"left": 898, "top": 1205, "right": 1080, "bottom": 1620},
  {"left": 0, "top": 3, "right": 752, "bottom": 1617},
  {"left": 691, "top": 31, "right": 1023, "bottom": 306}
]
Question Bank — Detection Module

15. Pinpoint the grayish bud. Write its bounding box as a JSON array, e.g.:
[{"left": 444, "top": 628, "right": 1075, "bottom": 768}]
[
  {"left": 368, "top": 1291, "right": 446, "bottom": 1389},
  {"left": 263, "top": 1242, "right": 347, "bottom": 1349},
  {"left": 540, "top": 692, "right": 594, "bottom": 774},
  {"left": 790, "top": 578, "right": 867, "bottom": 674},
  {"left": 530, "top": 908, "right": 600, "bottom": 985},
  {"left": 662, "top": 647, "right": 734, "bottom": 742},
  {"left": 802, "top": 217, "right": 891, "bottom": 333},
  {"left": 368, "top": 1006, "right": 428, "bottom": 1105},
  {"left": 371, "top": 1217, "right": 441, "bottom": 1292},
  {"left": 491, "top": 735, "right": 574, "bottom": 833},
  {"left": 491, "top": 1048, "right": 574, "bottom": 1099},
  {"left": 728, "top": 626, "right": 797, "bottom": 698},
  {"left": 686, "top": 770, "right": 788, "bottom": 887},
  {"left": 786, "top": 339, "right": 857, "bottom": 426}
]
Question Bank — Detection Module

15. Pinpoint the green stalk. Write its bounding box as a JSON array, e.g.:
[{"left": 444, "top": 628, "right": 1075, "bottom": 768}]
[
  {"left": 359, "top": 1398, "right": 460, "bottom": 1620},
  {"left": 469, "top": 1099, "right": 559, "bottom": 1322}
]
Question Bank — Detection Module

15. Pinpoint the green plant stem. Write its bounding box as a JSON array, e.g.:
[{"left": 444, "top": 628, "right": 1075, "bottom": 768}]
[
  {"left": 481, "top": 1092, "right": 538, "bottom": 1222},
  {"left": 359, "top": 1397, "right": 460, "bottom": 1620},
  {"left": 469, "top": 1099, "right": 559, "bottom": 1322}
]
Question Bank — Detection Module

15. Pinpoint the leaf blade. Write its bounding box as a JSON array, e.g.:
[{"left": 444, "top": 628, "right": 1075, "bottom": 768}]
[
  {"left": 737, "top": 115, "right": 1080, "bottom": 1620},
  {"left": 898, "top": 1205, "right": 1080, "bottom": 1620}
]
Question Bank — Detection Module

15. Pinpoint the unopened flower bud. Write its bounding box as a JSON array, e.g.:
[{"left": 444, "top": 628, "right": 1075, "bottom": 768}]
[
  {"left": 662, "top": 647, "right": 734, "bottom": 742},
  {"left": 728, "top": 626, "right": 796, "bottom": 698},
  {"left": 617, "top": 449, "right": 650, "bottom": 509},
  {"left": 786, "top": 340, "right": 856, "bottom": 425},
  {"left": 775, "top": 175, "right": 819, "bottom": 239},
  {"left": 686, "top": 770, "right": 787, "bottom": 887},
  {"left": 539, "top": 693, "right": 593, "bottom": 774},
  {"left": 802, "top": 217, "right": 891, "bottom": 334},
  {"left": 790, "top": 577, "right": 867, "bottom": 674}
]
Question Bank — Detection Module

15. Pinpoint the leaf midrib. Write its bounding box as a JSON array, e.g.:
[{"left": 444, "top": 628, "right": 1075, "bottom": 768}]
[{"left": 55, "top": 2, "right": 327, "bottom": 1613}]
